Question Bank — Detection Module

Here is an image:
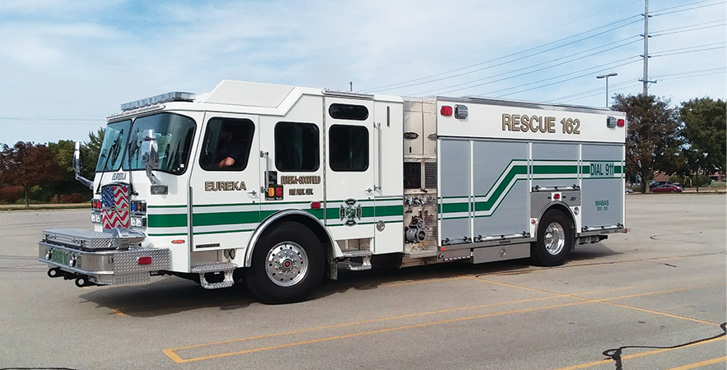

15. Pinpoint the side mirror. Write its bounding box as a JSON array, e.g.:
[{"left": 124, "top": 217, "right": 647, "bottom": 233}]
[
  {"left": 140, "top": 129, "right": 164, "bottom": 191},
  {"left": 73, "top": 141, "right": 93, "bottom": 190},
  {"left": 73, "top": 141, "right": 83, "bottom": 174},
  {"left": 141, "top": 129, "right": 159, "bottom": 170}
]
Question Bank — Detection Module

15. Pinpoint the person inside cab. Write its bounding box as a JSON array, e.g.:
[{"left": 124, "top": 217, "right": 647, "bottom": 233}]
[{"left": 215, "top": 124, "right": 243, "bottom": 168}]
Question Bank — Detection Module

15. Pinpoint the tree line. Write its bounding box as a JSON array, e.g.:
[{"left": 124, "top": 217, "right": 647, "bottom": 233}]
[
  {"left": 0, "top": 129, "right": 103, "bottom": 207},
  {"left": 0, "top": 95, "right": 724, "bottom": 206},
  {"left": 615, "top": 96, "right": 725, "bottom": 193}
]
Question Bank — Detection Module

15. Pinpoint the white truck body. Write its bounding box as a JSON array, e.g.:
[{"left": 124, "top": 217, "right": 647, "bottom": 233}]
[{"left": 39, "top": 80, "right": 627, "bottom": 302}]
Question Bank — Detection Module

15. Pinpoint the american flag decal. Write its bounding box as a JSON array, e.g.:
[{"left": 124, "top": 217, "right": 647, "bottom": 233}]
[{"left": 101, "top": 184, "right": 130, "bottom": 229}]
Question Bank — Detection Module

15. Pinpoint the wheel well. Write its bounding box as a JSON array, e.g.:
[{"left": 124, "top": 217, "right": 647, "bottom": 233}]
[
  {"left": 244, "top": 211, "right": 332, "bottom": 268},
  {"left": 540, "top": 204, "right": 575, "bottom": 230}
]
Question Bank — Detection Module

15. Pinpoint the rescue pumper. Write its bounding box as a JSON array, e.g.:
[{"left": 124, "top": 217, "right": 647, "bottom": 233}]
[{"left": 39, "top": 80, "right": 627, "bottom": 303}]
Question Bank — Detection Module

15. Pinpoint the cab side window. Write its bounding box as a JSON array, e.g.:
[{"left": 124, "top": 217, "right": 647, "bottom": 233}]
[
  {"left": 199, "top": 118, "right": 254, "bottom": 171},
  {"left": 274, "top": 122, "right": 320, "bottom": 172},
  {"left": 329, "top": 125, "right": 368, "bottom": 172}
]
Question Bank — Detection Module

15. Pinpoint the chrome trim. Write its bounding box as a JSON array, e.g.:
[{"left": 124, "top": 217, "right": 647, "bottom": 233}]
[{"left": 38, "top": 242, "right": 171, "bottom": 285}]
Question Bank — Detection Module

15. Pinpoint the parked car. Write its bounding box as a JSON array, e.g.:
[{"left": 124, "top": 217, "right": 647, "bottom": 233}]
[
  {"left": 651, "top": 184, "right": 683, "bottom": 193},
  {"left": 650, "top": 181, "right": 683, "bottom": 191}
]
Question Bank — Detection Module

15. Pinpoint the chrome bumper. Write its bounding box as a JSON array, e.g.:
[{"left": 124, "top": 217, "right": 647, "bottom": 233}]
[{"left": 38, "top": 228, "right": 170, "bottom": 285}]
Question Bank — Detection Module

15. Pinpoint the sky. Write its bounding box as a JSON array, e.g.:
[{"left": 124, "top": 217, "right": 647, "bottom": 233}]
[{"left": 0, "top": 0, "right": 725, "bottom": 145}]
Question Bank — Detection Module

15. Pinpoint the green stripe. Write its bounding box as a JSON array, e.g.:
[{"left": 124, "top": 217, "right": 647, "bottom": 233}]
[
  {"left": 374, "top": 204, "right": 403, "bottom": 217},
  {"left": 193, "top": 211, "right": 259, "bottom": 227},
  {"left": 442, "top": 202, "right": 469, "bottom": 213},
  {"left": 147, "top": 232, "right": 187, "bottom": 237},
  {"left": 474, "top": 164, "right": 527, "bottom": 212},
  {"left": 532, "top": 165, "right": 579, "bottom": 175},
  {"left": 148, "top": 214, "right": 187, "bottom": 228},
  {"left": 194, "top": 229, "right": 254, "bottom": 235}
]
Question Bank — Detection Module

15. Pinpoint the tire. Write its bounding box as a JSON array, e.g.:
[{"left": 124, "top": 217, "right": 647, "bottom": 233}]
[
  {"left": 246, "top": 221, "right": 325, "bottom": 304},
  {"left": 530, "top": 210, "right": 574, "bottom": 267}
]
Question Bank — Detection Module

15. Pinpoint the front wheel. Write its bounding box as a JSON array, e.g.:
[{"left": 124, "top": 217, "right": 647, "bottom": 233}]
[
  {"left": 246, "top": 221, "right": 324, "bottom": 304},
  {"left": 530, "top": 210, "right": 574, "bottom": 266}
]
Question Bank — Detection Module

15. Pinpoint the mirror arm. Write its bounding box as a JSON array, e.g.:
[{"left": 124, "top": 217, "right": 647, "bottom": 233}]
[
  {"left": 72, "top": 141, "right": 94, "bottom": 190},
  {"left": 145, "top": 166, "right": 161, "bottom": 185},
  {"left": 75, "top": 173, "right": 94, "bottom": 190}
]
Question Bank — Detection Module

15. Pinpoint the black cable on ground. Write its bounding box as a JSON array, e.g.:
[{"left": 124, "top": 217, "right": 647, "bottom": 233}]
[{"left": 602, "top": 322, "right": 727, "bottom": 370}]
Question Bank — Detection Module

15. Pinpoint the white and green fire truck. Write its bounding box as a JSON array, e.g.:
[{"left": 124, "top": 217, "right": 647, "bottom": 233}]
[{"left": 39, "top": 80, "right": 627, "bottom": 303}]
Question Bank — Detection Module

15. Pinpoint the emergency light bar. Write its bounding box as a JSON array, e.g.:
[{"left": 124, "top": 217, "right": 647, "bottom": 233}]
[{"left": 121, "top": 91, "right": 195, "bottom": 111}]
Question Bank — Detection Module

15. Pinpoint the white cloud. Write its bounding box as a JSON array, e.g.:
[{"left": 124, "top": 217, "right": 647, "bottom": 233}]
[{"left": 0, "top": 0, "right": 724, "bottom": 145}]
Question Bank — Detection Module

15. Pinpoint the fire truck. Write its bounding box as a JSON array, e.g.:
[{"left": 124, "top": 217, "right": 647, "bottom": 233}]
[{"left": 38, "top": 80, "right": 627, "bottom": 303}]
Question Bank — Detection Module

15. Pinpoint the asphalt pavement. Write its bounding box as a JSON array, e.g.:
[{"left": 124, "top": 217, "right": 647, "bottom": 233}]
[{"left": 0, "top": 194, "right": 724, "bottom": 369}]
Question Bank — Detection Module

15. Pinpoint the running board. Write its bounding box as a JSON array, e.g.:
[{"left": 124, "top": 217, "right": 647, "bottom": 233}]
[
  {"left": 191, "top": 262, "right": 237, "bottom": 289},
  {"left": 341, "top": 250, "right": 372, "bottom": 271}
]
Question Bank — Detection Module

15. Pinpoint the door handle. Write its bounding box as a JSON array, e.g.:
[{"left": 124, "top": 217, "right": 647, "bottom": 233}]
[{"left": 248, "top": 190, "right": 257, "bottom": 196}]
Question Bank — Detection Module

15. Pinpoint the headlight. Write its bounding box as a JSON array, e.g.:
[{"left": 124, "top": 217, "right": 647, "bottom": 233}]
[{"left": 131, "top": 216, "right": 146, "bottom": 228}]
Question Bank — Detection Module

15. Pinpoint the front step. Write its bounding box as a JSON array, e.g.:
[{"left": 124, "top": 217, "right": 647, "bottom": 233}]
[
  {"left": 341, "top": 250, "right": 372, "bottom": 271},
  {"left": 191, "top": 262, "right": 237, "bottom": 289}
]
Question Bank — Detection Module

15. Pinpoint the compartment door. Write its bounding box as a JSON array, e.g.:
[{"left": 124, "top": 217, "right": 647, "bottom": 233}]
[
  {"left": 324, "top": 97, "right": 376, "bottom": 242},
  {"left": 438, "top": 139, "right": 471, "bottom": 245},
  {"left": 581, "top": 144, "right": 625, "bottom": 228}
]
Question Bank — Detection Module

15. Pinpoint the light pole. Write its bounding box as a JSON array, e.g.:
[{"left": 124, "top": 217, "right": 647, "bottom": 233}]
[{"left": 596, "top": 73, "right": 618, "bottom": 107}]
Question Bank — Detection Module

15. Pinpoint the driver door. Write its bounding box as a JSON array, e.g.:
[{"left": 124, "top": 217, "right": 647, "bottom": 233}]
[{"left": 189, "top": 113, "right": 260, "bottom": 252}]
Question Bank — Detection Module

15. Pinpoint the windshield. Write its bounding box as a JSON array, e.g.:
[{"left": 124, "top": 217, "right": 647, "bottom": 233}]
[
  {"left": 95, "top": 113, "right": 196, "bottom": 174},
  {"left": 95, "top": 120, "right": 130, "bottom": 172},
  {"left": 124, "top": 113, "right": 196, "bottom": 174}
]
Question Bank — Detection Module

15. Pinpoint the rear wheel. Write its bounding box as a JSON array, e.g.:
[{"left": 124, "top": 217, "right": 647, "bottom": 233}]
[
  {"left": 246, "top": 221, "right": 324, "bottom": 303},
  {"left": 531, "top": 210, "right": 574, "bottom": 266}
]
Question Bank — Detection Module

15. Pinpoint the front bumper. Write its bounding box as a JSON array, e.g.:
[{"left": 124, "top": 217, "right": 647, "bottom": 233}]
[{"left": 38, "top": 228, "right": 170, "bottom": 285}]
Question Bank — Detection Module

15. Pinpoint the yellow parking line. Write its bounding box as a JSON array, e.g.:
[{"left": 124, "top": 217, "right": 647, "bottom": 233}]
[
  {"left": 474, "top": 277, "right": 722, "bottom": 326},
  {"left": 163, "top": 284, "right": 717, "bottom": 363},
  {"left": 378, "top": 253, "right": 721, "bottom": 289},
  {"left": 664, "top": 356, "right": 727, "bottom": 370},
  {"left": 164, "top": 294, "right": 561, "bottom": 352},
  {"left": 164, "top": 300, "right": 589, "bottom": 363},
  {"left": 163, "top": 283, "right": 648, "bottom": 356},
  {"left": 555, "top": 338, "right": 726, "bottom": 370},
  {"left": 598, "top": 301, "right": 718, "bottom": 326}
]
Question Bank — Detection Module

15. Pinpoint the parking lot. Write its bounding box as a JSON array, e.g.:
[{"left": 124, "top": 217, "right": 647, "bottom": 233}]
[{"left": 1, "top": 194, "right": 725, "bottom": 369}]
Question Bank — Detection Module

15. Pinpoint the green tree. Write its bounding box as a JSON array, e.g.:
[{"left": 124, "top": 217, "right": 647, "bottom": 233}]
[
  {"left": 48, "top": 140, "right": 90, "bottom": 201},
  {"left": 83, "top": 128, "right": 104, "bottom": 179},
  {"left": 0, "top": 142, "right": 62, "bottom": 207},
  {"left": 679, "top": 98, "right": 726, "bottom": 191},
  {"left": 612, "top": 94, "right": 680, "bottom": 193}
]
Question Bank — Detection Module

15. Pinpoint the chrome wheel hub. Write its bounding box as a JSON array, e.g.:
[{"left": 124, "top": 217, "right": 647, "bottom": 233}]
[
  {"left": 265, "top": 242, "right": 308, "bottom": 287},
  {"left": 544, "top": 222, "right": 565, "bottom": 255}
]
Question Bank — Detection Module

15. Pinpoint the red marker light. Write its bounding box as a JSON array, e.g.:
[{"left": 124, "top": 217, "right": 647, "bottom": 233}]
[
  {"left": 137, "top": 256, "right": 152, "bottom": 265},
  {"left": 275, "top": 187, "right": 283, "bottom": 197},
  {"left": 617, "top": 119, "right": 625, "bottom": 127},
  {"left": 310, "top": 201, "right": 321, "bottom": 209},
  {"left": 553, "top": 193, "right": 561, "bottom": 200},
  {"left": 440, "top": 106, "right": 453, "bottom": 116}
]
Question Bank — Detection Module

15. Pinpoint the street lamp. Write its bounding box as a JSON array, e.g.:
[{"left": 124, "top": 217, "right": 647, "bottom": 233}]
[{"left": 596, "top": 73, "right": 618, "bottom": 107}]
